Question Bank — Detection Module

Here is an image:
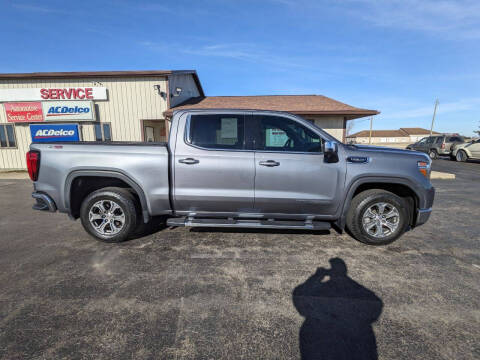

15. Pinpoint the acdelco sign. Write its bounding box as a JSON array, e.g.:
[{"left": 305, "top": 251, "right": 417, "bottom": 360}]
[
  {"left": 30, "top": 123, "right": 80, "bottom": 143},
  {"left": 0, "top": 87, "right": 107, "bottom": 102},
  {"left": 42, "top": 101, "right": 95, "bottom": 121}
]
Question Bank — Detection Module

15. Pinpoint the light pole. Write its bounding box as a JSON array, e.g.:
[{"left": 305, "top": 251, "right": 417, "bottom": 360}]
[{"left": 430, "top": 99, "right": 439, "bottom": 136}]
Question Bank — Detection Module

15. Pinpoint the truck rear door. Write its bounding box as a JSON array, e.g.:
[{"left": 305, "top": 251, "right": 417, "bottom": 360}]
[{"left": 173, "top": 112, "right": 255, "bottom": 214}]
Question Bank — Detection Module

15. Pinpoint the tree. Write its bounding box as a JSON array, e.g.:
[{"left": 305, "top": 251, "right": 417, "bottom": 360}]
[{"left": 346, "top": 121, "right": 354, "bottom": 137}]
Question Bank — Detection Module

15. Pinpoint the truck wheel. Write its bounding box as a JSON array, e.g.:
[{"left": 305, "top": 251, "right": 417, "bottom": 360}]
[
  {"left": 80, "top": 187, "right": 138, "bottom": 243},
  {"left": 456, "top": 150, "right": 467, "bottom": 162},
  {"left": 429, "top": 149, "right": 438, "bottom": 159},
  {"left": 346, "top": 189, "right": 409, "bottom": 245}
]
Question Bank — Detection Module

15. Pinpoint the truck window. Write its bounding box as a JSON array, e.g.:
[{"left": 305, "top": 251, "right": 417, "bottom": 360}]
[
  {"left": 188, "top": 114, "right": 245, "bottom": 150},
  {"left": 254, "top": 115, "right": 323, "bottom": 153}
]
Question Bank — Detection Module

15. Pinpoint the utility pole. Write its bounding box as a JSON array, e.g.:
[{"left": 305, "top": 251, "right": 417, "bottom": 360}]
[
  {"left": 430, "top": 99, "right": 439, "bottom": 136},
  {"left": 369, "top": 116, "right": 373, "bottom": 144}
]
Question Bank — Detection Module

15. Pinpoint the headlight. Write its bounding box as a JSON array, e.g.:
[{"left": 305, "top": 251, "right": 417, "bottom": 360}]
[{"left": 417, "top": 160, "right": 431, "bottom": 178}]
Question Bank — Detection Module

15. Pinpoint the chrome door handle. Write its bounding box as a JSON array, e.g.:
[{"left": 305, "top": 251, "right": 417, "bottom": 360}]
[
  {"left": 259, "top": 160, "right": 280, "bottom": 167},
  {"left": 179, "top": 158, "right": 199, "bottom": 165}
]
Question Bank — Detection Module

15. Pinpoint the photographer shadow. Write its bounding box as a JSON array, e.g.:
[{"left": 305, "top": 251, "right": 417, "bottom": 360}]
[{"left": 293, "top": 258, "right": 383, "bottom": 360}]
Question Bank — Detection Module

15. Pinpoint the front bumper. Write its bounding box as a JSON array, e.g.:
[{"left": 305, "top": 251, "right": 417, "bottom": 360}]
[
  {"left": 415, "top": 208, "right": 432, "bottom": 226},
  {"left": 414, "top": 185, "right": 435, "bottom": 227},
  {"left": 32, "top": 192, "right": 57, "bottom": 212}
]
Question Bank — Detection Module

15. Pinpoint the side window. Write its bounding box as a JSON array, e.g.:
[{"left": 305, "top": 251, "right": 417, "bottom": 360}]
[
  {"left": 0, "top": 124, "right": 16, "bottom": 148},
  {"left": 94, "top": 123, "right": 112, "bottom": 142},
  {"left": 188, "top": 114, "right": 245, "bottom": 150},
  {"left": 435, "top": 137, "right": 443, "bottom": 144},
  {"left": 255, "top": 115, "right": 323, "bottom": 153},
  {"left": 426, "top": 137, "right": 435, "bottom": 144}
]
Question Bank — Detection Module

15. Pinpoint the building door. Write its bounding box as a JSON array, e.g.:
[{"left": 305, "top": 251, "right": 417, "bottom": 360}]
[
  {"left": 173, "top": 113, "right": 255, "bottom": 214},
  {"left": 252, "top": 114, "right": 344, "bottom": 216},
  {"left": 142, "top": 120, "right": 167, "bottom": 142}
]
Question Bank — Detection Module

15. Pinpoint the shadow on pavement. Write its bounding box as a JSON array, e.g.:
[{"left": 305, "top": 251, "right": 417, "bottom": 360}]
[
  {"left": 293, "top": 258, "right": 383, "bottom": 360},
  {"left": 129, "top": 216, "right": 168, "bottom": 240}
]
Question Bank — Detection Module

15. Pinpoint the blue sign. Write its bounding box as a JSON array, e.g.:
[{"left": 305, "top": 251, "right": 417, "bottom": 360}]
[{"left": 30, "top": 123, "right": 80, "bottom": 143}]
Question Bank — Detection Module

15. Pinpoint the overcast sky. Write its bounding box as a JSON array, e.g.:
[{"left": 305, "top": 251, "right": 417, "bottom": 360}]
[{"left": 1, "top": 0, "right": 479, "bottom": 136}]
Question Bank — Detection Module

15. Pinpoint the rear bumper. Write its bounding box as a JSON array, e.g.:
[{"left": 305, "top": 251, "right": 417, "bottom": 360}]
[{"left": 32, "top": 192, "right": 57, "bottom": 212}]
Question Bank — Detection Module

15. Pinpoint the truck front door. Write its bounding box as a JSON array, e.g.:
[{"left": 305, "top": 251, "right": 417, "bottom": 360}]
[
  {"left": 252, "top": 114, "right": 344, "bottom": 216},
  {"left": 173, "top": 113, "right": 255, "bottom": 214}
]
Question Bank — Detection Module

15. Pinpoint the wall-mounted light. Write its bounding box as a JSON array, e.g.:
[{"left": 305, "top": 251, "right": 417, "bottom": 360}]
[{"left": 172, "top": 87, "right": 183, "bottom": 97}]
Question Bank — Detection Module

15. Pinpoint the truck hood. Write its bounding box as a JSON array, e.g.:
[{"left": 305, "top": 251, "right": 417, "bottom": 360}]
[{"left": 352, "top": 144, "right": 420, "bottom": 156}]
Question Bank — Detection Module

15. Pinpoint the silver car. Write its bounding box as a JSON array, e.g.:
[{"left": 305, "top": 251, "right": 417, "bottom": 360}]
[{"left": 451, "top": 139, "right": 480, "bottom": 162}]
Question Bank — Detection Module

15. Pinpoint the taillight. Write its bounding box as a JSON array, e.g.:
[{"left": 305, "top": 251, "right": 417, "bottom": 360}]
[
  {"left": 26, "top": 150, "right": 40, "bottom": 181},
  {"left": 441, "top": 143, "right": 445, "bottom": 149}
]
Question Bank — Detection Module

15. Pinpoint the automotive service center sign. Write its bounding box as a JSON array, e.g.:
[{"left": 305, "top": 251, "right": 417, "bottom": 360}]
[{"left": 4, "top": 102, "right": 44, "bottom": 122}]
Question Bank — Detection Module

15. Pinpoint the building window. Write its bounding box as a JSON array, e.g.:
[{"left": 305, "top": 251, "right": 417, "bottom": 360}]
[
  {"left": 0, "top": 124, "right": 17, "bottom": 148},
  {"left": 94, "top": 123, "right": 112, "bottom": 142}
]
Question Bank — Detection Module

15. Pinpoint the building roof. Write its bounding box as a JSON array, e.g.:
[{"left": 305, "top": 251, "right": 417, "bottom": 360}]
[
  {"left": 400, "top": 127, "right": 440, "bottom": 135},
  {"left": 348, "top": 127, "right": 440, "bottom": 138},
  {"left": 347, "top": 130, "right": 407, "bottom": 138},
  {"left": 0, "top": 70, "right": 205, "bottom": 97},
  {"left": 164, "top": 95, "right": 379, "bottom": 119}
]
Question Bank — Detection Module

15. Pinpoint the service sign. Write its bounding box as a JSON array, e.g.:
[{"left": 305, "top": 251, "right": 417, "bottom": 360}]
[
  {"left": 30, "top": 123, "right": 80, "bottom": 143},
  {"left": 4, "top": 102, "right": 44, "bottom": 123},
  {"left": 42, "top": 101, "right": 95, "bottom": 121},
  {"left": 0, "top": 87, "right": 107, "bottom": 102}
]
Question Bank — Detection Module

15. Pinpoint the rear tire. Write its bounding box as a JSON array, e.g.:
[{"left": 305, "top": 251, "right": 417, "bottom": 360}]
[
  {"left": 346, "top": 189, "right": 409, "bottom": 245},
  {"left": 429, "top": 149, "right": 438, "bottom": 160},
  {"left": 80, "top": 187, "right": 139, "bottom": 243},
  {"left": 456, "top": 150, "right": 467, "bottom": 162}
]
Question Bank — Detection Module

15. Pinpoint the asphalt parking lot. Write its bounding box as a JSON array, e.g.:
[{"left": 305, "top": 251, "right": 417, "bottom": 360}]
[{"left": 0, "top": 159, "right": 479, "bottom": 360}]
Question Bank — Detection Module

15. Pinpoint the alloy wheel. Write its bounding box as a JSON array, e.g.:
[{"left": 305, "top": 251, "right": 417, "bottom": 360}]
[
  {"left": 362, "top": 202, "right": 400, "bottom": 238},
  {"left": 88, "top": 200, "right": 126, "bottom": 235}
]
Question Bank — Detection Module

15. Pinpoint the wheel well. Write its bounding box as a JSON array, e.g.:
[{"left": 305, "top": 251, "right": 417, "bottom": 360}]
[
  {"left": 69, "top": 176, "right": 140, "bottom": 219},
  {"left": 353, "top": 183, "right": 418, "bottom": 226}
]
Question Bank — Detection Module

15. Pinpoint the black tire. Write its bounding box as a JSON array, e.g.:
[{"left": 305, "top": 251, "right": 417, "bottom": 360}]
[
  {"left": 456, "top": 150, "right": 467, "bottom": 162},
  {"left": 429, "top": 149, "right": 438, "bottom": 160},
  {"left": 80, "top": 187, "right": 139, "bottom": 243},
  {"left": 346, "top": 189, "right": 409, "bottom": 245}
]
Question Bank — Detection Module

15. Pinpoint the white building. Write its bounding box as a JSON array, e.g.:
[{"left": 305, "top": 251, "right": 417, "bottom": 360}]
[{"left": 346, "top": 128, "right": 439, "bottom": 144}]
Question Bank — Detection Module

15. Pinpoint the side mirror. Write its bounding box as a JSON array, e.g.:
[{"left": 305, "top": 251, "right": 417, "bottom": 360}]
[{"left": 324, "top": 141, "right": 339, "bottom": 163}]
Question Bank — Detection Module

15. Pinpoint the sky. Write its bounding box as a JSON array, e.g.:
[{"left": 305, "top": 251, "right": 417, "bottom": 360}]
[{"left": 0, "top": 0, "right": 479, "bottom": 136}]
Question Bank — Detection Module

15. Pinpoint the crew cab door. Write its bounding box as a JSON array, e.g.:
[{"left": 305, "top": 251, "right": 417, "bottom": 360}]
[
  {"left": 252, "top": 114, "right": 344, "bottom": 216},
  {"left": 173, "top": 112, "right": 255, "bottom": 214}
]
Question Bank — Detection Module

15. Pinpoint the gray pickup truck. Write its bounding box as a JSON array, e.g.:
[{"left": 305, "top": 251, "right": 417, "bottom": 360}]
[{"left": 27, "top": 109, "right": 435, "bottom": 245}]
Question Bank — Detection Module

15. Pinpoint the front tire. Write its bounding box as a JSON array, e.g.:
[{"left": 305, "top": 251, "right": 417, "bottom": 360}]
[
  {"left": 346, "top": 189, "right": 409, "bottom": 245},
  {"left": 456, "top": 150, "right": 467, "bottom": 162},
  {"left": 80, "top": 187, "right": 139, "bottom": 243}
]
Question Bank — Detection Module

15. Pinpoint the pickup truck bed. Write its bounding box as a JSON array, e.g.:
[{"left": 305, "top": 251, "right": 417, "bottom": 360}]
[{"left": 31, "top": 142, "right": 171, "bottom": 222}]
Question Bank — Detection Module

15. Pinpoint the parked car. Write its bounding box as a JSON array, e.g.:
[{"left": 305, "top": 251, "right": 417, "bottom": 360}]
[
  {"left": 27, "top": 109, "right": 435, "bottom": 245},
  {"left": 406, "top": 135, "right": 465, "bottom": 159},
  {"left": 451, "top": 139, "right": 480, "bottom": 162}
]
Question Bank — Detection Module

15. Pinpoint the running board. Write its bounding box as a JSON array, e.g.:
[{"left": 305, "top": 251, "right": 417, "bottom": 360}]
[{"left": 166, "top": 217, "right": 331, "bottom": 230}]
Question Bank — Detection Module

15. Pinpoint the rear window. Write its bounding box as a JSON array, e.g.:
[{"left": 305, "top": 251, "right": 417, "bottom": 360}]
[
  {"left": 448, "top": 136, "right": 463, "bottom": 142},
  {"left": 188, "top": 114, "right": 245, "bottom": 150}
]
